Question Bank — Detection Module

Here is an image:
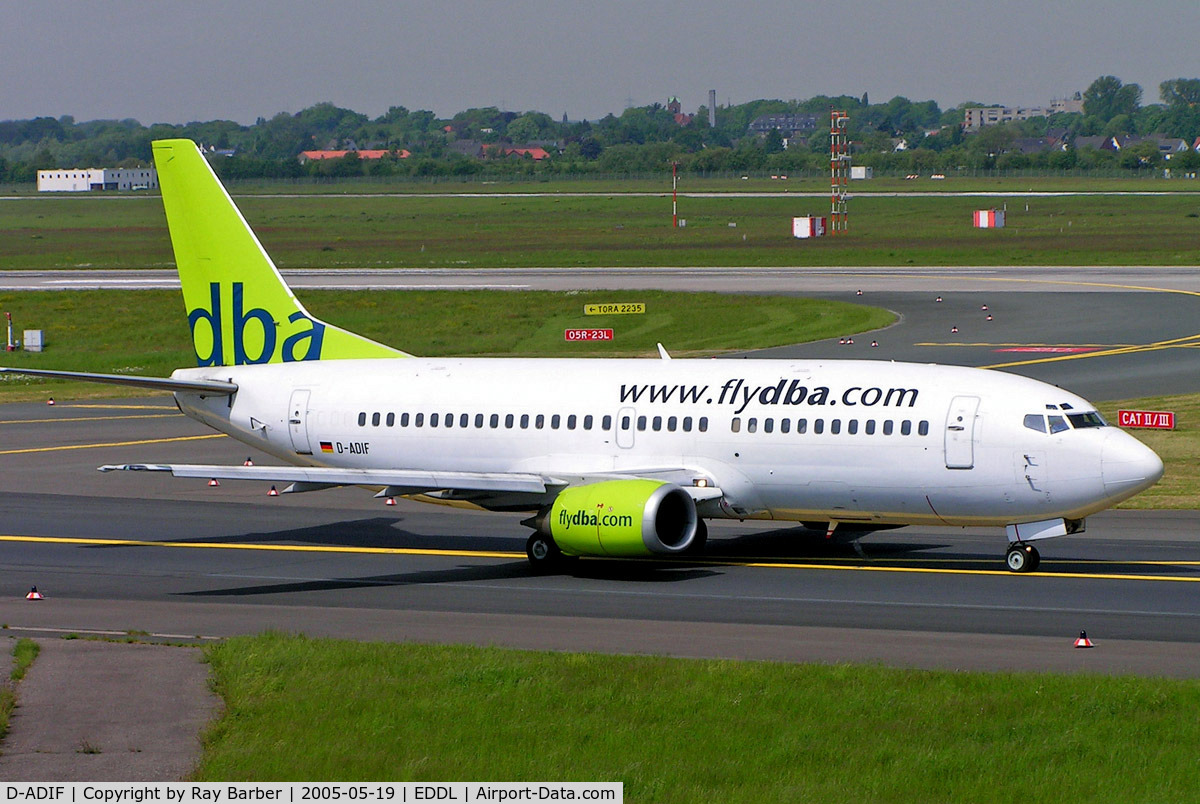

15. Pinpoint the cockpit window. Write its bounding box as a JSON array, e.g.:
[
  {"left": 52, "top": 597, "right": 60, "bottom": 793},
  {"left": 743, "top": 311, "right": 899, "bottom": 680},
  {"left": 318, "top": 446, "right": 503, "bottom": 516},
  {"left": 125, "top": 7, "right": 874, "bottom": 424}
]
[
  {"left": 1067, "top": 411, "right": 1107, "bottom": 429},
  {"left": 1048, "top": 415, "right": 1070, "bottom": 434},
  {"left": 1060, "top": 403, "right": 1074, "bottom": 410},
  {"left": 1024, "top": 414, "right": 1047, "bottom": 433}
]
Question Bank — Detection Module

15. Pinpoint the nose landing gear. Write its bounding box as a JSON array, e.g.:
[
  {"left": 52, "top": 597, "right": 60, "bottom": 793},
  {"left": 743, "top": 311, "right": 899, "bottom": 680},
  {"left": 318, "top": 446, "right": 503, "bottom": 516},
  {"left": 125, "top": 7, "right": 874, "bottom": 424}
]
[{"left": 1005, "top": 542, "right": 1040, "bottom": 573}]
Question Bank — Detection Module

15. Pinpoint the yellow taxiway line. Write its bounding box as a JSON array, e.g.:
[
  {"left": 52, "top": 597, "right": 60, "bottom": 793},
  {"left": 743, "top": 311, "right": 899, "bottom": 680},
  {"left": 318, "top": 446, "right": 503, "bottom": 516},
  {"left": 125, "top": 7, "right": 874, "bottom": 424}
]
[
  {"left": 0, "top": 534, "right": 515, "bottom": 560},
  {"left": 2, "top": 534, "right": 1197, "bottom": 583},
  {"left": 0, "top": 433, "right": 226, "bottom": 455},
  {"left": 0, "top": 413, "right": 181, "bottom": 425}
]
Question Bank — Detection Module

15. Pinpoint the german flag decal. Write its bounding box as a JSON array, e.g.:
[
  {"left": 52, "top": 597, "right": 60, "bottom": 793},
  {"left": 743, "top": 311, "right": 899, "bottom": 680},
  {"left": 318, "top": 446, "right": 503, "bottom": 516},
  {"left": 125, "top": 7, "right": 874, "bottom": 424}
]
[{"left": 320, "top": 441, "right": 334, "bottom": 453}]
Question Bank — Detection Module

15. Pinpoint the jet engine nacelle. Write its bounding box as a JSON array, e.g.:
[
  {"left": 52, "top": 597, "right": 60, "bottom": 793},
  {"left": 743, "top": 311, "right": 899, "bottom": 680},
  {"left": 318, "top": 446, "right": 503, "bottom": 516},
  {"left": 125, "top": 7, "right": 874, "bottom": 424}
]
[{"left": 532, "top": 479, "right": 698, "bottom": 557}]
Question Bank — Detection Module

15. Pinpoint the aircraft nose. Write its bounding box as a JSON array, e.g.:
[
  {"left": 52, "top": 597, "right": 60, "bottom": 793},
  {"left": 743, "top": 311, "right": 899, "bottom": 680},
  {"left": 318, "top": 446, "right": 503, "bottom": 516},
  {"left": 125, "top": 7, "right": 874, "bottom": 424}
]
[{"left": 1102, "top": 432, "right": 1164, "bottom": 496}]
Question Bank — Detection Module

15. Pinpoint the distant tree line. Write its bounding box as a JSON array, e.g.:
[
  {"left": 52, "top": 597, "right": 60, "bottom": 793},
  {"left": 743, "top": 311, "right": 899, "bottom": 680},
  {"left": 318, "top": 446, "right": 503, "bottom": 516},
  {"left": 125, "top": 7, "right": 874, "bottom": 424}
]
[{"left": 3, "top": 75, "right": 1200, "bottom": 183}]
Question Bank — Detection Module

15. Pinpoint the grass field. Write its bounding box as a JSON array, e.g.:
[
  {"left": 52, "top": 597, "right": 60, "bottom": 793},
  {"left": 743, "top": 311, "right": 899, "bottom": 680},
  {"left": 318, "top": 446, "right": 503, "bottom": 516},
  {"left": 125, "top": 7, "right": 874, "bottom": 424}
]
[
  {"left": 0, "top": 638, "right": 39, "bottom": 743},
  {"left": 0, "top": 288, "right": 894, "bottom": 400},
  {"left": 4, "top": 191, "right": 1200, "bottom": 270},
  {"left": 194, "top": 633, "right": 1200, "bottom": 801}
]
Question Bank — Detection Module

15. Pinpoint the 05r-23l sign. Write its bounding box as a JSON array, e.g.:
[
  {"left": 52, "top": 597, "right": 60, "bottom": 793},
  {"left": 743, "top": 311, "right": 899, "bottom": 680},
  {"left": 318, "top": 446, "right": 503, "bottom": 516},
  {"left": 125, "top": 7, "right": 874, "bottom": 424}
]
[{"left": 564, "top": 329, "right": 614, "bottom": 341}]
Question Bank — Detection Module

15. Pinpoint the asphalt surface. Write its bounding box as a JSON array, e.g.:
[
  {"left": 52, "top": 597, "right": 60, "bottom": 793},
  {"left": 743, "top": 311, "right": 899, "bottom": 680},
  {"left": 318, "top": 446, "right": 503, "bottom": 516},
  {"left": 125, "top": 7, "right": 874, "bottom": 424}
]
[{"left": 0, "top": 639, "right": 217, "bottom": 781}]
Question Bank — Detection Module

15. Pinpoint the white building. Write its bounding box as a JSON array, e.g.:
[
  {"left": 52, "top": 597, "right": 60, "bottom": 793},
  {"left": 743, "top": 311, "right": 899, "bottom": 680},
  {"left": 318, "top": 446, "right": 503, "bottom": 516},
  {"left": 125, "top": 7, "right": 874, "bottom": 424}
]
[
  {"left": 37, "top": 168, "right": 158, "bottom": 192},
  {"left": 964, "top": 106, "right": 1053, "bottom": 130}
]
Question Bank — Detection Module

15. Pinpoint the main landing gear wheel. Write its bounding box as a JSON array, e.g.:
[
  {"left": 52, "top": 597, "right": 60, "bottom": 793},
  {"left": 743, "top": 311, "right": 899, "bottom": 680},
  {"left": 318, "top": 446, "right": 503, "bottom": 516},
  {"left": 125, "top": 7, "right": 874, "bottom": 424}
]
[
  {"left": 1005, "top": 543, "right": 1040, "bottom": 573},
  {"left": 526, "top": 532, "right": 564, "bottom": 574}
]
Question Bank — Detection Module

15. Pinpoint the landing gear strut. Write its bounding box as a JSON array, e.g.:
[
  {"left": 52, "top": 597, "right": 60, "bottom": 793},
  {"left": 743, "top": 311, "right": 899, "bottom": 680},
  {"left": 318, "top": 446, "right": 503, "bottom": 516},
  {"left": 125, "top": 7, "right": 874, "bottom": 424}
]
[
  {"left": 685, "top": 519, "right": 709, "bottom": 555},
  {"left": 1005, "top": 542, "right": 1040, "bottom": 573}
]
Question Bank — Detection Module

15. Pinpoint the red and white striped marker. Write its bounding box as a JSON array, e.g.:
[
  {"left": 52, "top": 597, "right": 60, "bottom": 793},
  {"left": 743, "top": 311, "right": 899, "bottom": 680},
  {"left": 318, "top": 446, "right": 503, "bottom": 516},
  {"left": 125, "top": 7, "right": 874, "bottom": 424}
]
[
  {"left": 1074, "top": 630, "right": 1094, "bottom": 649},
  {"left": 26, "top": 587, "right": 44, "bottom": 601},
  {"left": 267, "top": 485, "right": 279, "bottom": 497}
]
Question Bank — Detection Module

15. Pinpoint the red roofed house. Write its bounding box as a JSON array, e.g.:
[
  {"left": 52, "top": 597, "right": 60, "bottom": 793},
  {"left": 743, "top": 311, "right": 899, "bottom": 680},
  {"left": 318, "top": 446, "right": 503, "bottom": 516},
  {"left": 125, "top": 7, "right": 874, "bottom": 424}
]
[
  {"left": 297, "top": 149, "right": 410, "bottom": 164},
  {"left": 483, "top": 145, "right": 551, "bottom": 160}
]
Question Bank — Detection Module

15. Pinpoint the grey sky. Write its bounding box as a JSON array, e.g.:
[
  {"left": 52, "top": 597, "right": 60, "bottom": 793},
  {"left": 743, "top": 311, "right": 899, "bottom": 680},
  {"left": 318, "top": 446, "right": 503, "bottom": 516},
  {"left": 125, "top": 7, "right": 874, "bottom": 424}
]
[{"left": 3, "top": 0, "right": 1198, "bottom": 125}]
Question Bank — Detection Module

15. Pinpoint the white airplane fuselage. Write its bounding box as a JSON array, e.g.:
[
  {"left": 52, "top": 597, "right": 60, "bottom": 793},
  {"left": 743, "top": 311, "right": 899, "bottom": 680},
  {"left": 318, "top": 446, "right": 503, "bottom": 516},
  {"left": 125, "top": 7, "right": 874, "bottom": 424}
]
[{"left": 174, "top": 356, "right": 1163, "bottom": 529}]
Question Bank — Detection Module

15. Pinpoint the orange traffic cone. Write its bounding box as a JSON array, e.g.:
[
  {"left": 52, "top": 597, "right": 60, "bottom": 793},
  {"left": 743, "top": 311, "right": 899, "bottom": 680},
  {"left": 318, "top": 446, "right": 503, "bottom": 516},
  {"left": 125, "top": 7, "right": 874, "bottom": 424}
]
[
  {"left": 26, "top": 586, "right": 43, "bottom": 600},
  {"left": 267, "top": 485, "right": 279, "bottom": 497},
  {"left": 47, "top": 397, "right": 55, "bottom": 406},
  {"left": 243, "top": 457, "right": 254, "bottom": 466},
  {"left": 1074, "top": 630, "right": 1094, "bottom": 649},
  {"left": 208, "top": 478, "right": 220, "bottom": 487},
  {"left": 385, "top": 497, "right": 397, "bottom": 506}
]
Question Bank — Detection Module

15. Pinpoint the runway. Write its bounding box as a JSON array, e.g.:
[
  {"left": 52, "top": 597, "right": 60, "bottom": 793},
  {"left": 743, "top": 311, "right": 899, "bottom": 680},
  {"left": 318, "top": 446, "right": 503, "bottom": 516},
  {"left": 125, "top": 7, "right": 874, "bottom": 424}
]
[{"left": 1, "top": 264, "right": 1198, "bottom": 675}]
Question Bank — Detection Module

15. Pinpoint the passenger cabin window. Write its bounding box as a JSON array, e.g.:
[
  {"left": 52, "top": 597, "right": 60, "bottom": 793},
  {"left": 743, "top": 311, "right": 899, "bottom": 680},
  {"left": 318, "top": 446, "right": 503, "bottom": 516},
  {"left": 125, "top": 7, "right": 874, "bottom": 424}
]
[
  {"left": 415, "top": 413, "right": 424, "bottom": 427},
  {"left": 358, "top": 412, "right": 366, "bottom": 427},
  {"left": 505, "top": 414, "right": 514, "bottom": 428},
  {"left": 401, "top": 413, "right": 411, "bottom": 427},
  {"left": 386, "top": 413, "right": 395, "bottom": 427}
]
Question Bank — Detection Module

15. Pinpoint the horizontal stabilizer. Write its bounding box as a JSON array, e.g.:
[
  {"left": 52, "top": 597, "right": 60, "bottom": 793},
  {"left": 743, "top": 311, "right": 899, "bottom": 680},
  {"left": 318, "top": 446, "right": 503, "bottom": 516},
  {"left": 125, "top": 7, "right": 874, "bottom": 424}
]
[
  {"left": 98, "top": 463, "right": 555, "bottom": 495},
  {"left": 0, "top": 367, "right": 237, "bottom": 395}
]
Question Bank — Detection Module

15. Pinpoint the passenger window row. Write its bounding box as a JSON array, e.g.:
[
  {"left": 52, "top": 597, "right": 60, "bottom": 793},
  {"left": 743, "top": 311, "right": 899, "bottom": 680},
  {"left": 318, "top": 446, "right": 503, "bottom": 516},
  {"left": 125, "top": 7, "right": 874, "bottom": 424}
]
[
  {"left": 730, "top": 417, "right": 930, "bottom": 437},
  {"left": 356, "top": 411, "right": 711, "bottom": 433}
]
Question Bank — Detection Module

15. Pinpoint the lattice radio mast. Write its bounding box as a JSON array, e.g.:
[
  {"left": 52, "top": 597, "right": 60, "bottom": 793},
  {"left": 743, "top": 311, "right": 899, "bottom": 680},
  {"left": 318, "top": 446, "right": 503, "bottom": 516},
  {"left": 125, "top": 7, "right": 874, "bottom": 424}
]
[{"left": 830, "top": 109, "right": 850, "bottom": 235}]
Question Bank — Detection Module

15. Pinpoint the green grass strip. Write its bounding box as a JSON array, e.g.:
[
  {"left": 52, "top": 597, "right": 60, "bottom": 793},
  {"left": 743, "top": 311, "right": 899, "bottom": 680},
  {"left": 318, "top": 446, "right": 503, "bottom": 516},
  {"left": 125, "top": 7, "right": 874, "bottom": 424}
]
[
  {"left": 0, "top": 638, "right": 39, "bottom": 743},
  {"left": 4, "top": 192, "right": 1200, "bottom": 270},
  {"left": 196, "top": 634, "right": 1200, "bottom": 801},
  {"left": 0, "top": 289, "right": 893, "bottom": 401}
]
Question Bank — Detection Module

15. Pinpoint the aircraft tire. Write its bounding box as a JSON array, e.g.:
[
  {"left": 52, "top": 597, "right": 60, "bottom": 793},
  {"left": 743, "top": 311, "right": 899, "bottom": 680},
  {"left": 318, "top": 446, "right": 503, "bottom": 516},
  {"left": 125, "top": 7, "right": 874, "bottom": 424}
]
[
  {"left": 526, "top": 532, "right": 563, "bottom": 573},
  {"left": 1005, "top": 543, "right": 1038, "bottom": 573}
]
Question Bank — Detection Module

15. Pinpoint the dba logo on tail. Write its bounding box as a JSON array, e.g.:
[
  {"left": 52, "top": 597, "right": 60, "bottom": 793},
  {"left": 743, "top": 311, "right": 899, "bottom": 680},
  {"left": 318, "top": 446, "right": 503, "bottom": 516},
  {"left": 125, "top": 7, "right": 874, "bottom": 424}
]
[{"left": 188, "top": 281, "right": 326, "bottom": 366}]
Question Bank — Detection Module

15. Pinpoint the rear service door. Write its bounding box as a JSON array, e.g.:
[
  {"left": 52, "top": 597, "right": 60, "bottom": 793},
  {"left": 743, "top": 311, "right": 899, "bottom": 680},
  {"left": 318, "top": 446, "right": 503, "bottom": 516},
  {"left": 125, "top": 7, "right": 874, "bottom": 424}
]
[{"left": 288, "top": 389, "right": 312, "bottom": 454}]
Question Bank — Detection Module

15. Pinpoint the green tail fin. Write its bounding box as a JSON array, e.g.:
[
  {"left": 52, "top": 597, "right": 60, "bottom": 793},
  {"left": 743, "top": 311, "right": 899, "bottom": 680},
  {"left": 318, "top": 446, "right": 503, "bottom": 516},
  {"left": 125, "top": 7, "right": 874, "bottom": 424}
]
[{"left": 152, "top": 139, "right": 409, "bottom": 366}]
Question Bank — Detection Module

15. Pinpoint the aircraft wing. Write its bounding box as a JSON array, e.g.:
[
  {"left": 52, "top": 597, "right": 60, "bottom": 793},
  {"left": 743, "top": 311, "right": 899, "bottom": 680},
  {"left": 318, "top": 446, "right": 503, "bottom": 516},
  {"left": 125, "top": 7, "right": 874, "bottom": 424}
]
[
  {"left": 97, "top": 462, "right": 724, "bottom": 506},
  {"left": 98, "top": 463, "right": 558, "bottom": 496}
]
